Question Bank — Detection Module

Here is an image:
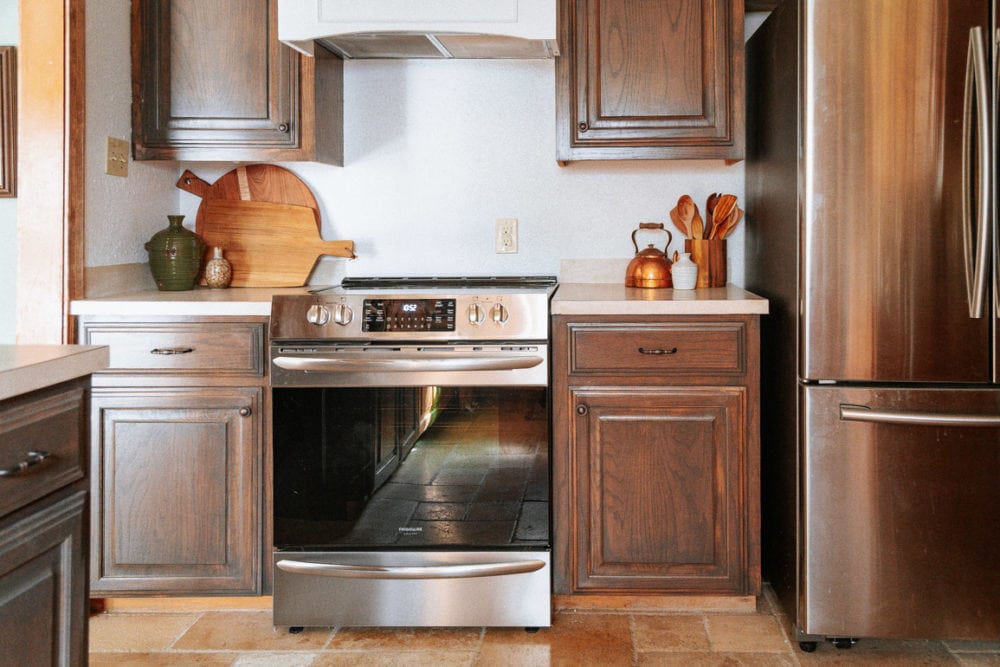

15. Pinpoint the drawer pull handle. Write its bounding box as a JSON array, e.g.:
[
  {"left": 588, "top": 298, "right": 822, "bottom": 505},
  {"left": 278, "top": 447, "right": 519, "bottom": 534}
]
[
  {"left": 638, "top": 347, "right": 678, "bottom": 355},
  {"left": 0, "top": 450, "right": 53, "bottom": 477},
  {"left": 238, "top": 407, "right": 252, "bottom": 417},
  {"left": 150, "top": 347, "right": 194, "bottom": 355}
]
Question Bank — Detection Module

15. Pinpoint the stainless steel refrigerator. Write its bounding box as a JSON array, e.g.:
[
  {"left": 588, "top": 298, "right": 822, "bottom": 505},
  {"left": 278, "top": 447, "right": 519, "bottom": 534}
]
[{"left": 746, "top": 0, "right": 1000, "bottom": 648}]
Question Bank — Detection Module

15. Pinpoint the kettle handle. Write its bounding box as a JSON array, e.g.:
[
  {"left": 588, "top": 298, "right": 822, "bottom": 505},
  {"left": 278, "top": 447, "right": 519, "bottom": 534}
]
[{"left": 631, "top": 222, "right": 674, "bottom": 254}]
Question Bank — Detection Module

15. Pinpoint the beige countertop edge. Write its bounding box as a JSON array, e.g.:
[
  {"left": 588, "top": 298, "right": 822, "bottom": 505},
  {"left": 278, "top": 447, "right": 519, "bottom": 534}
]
[
  {"left": 0, "top": 345, "right": 110, "bottom": 402},
  {"left": 551, "top": 284, "right": 769, "bottom": 316},
  {"left": 70, "top": 287, "right": 308, "bottom": 317}
]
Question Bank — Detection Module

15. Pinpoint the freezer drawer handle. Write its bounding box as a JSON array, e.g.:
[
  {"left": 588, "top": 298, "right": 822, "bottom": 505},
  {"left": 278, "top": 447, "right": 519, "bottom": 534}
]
[
  {"left": 840, "top": 404, "right": 1000, "bottom": 427},
  {"left": 275, "top": 558, "right": 546, "bottom": 580}
]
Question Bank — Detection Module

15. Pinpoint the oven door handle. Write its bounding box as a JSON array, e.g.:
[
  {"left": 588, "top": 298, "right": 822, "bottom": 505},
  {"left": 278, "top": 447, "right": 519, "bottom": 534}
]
[
  {"left": 272, "top": 354, "right": 544, "bottom": 373},
  {"left": 275, "top": 558, "right": 546, "bottom": 580}
]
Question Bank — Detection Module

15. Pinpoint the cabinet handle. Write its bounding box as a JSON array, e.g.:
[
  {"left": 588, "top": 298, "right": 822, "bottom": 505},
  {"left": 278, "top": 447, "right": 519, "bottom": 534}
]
[
  {"left": 638, "top": 347, "right": 678, "bottom": 355},
  {"left": 578, "top": 122, "right": 588, "bottom": 132},
  {"left": 0, "top": 450, "right": 53, "bottom": 477},
  {"left": 278, "top": 122, "right": 290, "bottom": 133},
  {"left": 576, "top": 404, "right": 588, "bottom": 416},
  {"left": 150, "top": 347, "right": 194, "bottom": 355},
  {"left": 239, "top": 407, "right": 252, "bottom": 417}
]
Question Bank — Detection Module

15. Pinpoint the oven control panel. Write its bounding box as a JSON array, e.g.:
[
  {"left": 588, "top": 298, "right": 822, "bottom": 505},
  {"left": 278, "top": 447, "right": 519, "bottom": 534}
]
[{"left": 362, "top": 298, "right": 456, "bottom": 332}]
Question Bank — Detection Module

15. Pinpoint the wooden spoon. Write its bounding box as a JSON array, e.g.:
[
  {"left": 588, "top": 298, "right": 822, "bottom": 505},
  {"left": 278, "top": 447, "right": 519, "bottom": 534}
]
[
  {"left": 710, "top": 195, "right": 738, "bottom": 238},
  {"left": 704, "top": 192, "right": 721, "bottom": 238},
  {"left": 676, "top": 195, "right": 698, "bottom": 239},
  {"left": 717, "top": 206, "right": 744, "bottom": 239},
  {"left": 669, "top": 206, "right": 690, "bottom": 239}
]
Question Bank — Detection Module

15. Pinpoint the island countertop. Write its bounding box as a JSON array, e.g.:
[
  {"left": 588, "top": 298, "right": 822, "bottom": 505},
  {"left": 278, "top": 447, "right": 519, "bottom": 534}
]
[{"left": 0, "top": 345, "right": 110, "bottom": 401}]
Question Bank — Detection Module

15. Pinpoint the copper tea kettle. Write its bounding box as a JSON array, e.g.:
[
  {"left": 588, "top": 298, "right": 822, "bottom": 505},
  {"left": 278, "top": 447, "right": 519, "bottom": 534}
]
[{"left": 625, "top": 222, "right": 673, "bottom": 288}]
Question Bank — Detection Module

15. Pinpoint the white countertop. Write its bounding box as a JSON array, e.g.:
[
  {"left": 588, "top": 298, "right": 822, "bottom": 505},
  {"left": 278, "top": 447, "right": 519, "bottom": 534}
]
[
  {"left": 70, "top": 286, "right": 308, "bottom": 317},
  {"left": 551, "top": 283, "right": 769, "bottom": 315},
  {"left": 0, "top": 345, "right": 110, "bottom": 401}
]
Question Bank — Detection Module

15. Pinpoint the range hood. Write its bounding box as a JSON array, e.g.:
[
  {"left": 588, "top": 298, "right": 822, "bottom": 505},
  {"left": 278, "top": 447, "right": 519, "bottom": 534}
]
[{"left": 278, "top": 0, "right": 558, "bottom": 59}]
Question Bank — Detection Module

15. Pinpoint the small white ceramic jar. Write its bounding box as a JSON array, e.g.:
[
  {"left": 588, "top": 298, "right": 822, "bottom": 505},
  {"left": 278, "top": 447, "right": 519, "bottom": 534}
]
[{"left": 671, "top": 252, "right": 698, "bottom": 290}]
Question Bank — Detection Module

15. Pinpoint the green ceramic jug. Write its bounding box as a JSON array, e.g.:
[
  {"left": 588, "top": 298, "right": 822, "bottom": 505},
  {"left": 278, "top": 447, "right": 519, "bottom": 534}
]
[{"left": 145, "top": 215, "right": 205, "bottom": 291}]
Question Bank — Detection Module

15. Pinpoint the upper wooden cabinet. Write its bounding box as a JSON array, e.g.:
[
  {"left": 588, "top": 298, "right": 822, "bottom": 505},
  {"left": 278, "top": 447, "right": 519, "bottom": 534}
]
[
  {"left": 131, "top": 0, "right": 343, "bottom": 163},
  {"left": 556, "top": 0, "right": 745, "bottom": 161}
]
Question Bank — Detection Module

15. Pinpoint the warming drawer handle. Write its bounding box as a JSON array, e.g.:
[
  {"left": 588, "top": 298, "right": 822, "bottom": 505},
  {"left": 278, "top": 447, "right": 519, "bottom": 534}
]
[
  {"left": 272, "top": 355, "right": 544, "bottom": 373},
  {"left": 150, "top": 347, "right": 194, "bottom": 355},
  {"left": 0, "top": 450, "right": 53, "bottom": 477},
  {"left": 275, "top": 559, "right": 546, "bottom": 580},
  {"left": 839, "top": 404, "right": 1000, "bottom": 427}
]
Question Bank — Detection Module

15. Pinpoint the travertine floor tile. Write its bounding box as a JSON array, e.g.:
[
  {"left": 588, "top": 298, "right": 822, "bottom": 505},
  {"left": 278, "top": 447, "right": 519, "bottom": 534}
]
[
  {"left": 637, "top": 652, "right": 798, "bottom": 666},
  {"left": 88, "top": 653, "right": 237, "bottom": 666},
  {"left": 312, "top": 650, "right": 478, "bottom": 666},
  {"left": 172, "top": 611, "right": 332, "bottom": 651},
  {"left": 632, "top": 614, "right": 711, "bottom": 652},
  {"left": 325, "top": 626, "right": 482, "bottom": 651},
  {"left": 705, "top": 614, "right": 791, "bottom": 653},
  {"left": 88, "top": 612, "right": 201, "bottom": 652},
  {"left": 478, "top": 612, "right": 633, "bottom": 666}
]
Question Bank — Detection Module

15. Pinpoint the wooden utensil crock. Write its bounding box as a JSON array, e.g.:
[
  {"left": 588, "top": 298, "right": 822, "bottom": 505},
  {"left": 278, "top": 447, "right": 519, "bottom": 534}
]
[{"left": 684, "top": 238, "right": 727, "bottom": 288}]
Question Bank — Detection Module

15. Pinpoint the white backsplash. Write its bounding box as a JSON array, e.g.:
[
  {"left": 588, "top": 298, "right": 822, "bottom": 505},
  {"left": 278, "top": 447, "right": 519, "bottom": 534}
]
[{"left": 85, "top": 1, "right": 749, "bottom": 288}]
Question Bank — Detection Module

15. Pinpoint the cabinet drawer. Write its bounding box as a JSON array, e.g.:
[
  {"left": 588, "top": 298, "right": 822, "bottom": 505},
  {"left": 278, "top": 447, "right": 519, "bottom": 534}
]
[
  {"left": 568, "top": 322, "right": 746, "bottom": 376},
  {"left": 0, "top": 381, "right": 86, "bottom": 519},
  {"left": 81, "top": 321, "right": 265, "bottom": 376}
]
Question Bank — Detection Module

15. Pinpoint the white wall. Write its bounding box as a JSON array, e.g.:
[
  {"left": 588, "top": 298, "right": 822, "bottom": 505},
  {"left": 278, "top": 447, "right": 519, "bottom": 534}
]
[
  {"left": 0, "top": 0, "right": 17, "bottom": 344},
  {"left": 85, "top": 5, "right": 767, "bottom": 289}
]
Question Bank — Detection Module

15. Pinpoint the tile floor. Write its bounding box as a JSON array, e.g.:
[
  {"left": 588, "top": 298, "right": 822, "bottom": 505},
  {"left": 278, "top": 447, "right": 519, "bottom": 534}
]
[{"left": 88, "top": 587, "right": 1000, "bottom": 666}]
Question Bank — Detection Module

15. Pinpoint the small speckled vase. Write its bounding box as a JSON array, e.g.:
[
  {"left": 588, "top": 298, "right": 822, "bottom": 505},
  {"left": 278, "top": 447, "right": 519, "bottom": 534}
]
[
  {"left": 204, "top": 247, "right": 233, "bottom": 289},
  {"left": 145, "top": 215, "right": 205, "bottom": 291}
]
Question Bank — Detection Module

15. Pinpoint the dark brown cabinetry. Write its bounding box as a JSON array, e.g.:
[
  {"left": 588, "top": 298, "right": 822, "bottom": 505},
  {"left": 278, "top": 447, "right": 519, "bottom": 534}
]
[
  {"left": 79, "top": 317, "right": 268, "bottom": 595},
  {"left": 131, "top": 0, "right": 343, "bottom": 163},
  {"left": 556, "top": 0, "right": 745, "bottom": 161},
  {"left": 552, "top": 316, "right": 760, "bottom": 596},
  {"left": 0, "top": 379, "right": 89, "bottom": 665}
]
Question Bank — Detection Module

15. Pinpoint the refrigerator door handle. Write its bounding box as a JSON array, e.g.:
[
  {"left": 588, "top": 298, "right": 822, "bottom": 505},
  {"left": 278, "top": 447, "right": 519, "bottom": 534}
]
[
  {"left": 840, "top": 403, "right": 1000, "bottom": 428},
  {"left": 962, "top": 26, "right": 991, "bottom": 319}
]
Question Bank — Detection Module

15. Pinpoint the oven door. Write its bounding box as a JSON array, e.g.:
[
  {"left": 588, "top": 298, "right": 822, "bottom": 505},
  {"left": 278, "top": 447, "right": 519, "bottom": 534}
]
[{"left": 272, "top": 384, "right": 549, "bottom": 551}]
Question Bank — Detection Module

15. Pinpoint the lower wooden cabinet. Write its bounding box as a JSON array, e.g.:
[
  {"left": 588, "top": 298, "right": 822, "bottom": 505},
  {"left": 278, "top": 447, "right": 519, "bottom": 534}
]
[
  {"left": 0, "top": 490, "right": 87, "bottom": 666},
  {"left": 553, "top": 315, "right": 760, "bottom": 597},
  {"left": 0, "top": 378, "right": 89, "bottom": 665},
  {"left": 89, "top": 388, "right": 261, "bottom": 594},
  {"left": 79, "top": 316, "right": 268, "bottom": 596}
]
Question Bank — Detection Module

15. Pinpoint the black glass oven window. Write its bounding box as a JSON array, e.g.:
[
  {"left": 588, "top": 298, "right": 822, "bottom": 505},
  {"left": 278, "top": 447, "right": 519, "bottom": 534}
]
[{"left": 272, "top": 386, "right": 549, "bottom": 550}]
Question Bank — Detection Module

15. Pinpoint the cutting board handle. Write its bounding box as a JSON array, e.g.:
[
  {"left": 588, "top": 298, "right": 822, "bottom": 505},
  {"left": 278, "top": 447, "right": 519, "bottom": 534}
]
[{"left": 176, "top": 170, "right": 211, "bottom": 199}]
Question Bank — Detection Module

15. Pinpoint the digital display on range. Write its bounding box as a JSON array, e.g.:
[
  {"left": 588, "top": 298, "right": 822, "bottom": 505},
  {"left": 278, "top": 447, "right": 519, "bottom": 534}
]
[{"left": 362, "top": 298, "right": 456, "bottom": 332}]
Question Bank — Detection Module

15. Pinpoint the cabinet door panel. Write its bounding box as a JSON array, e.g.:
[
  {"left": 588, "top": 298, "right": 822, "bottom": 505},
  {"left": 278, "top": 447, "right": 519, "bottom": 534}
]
[
  {"left": 0, "top": 490, "right": 86, "bottom": 667},
  {"left": 557, "top": 0, "right": 744, "bottom": 160},
  {"left": 572, "top": 387, "right": 746, "bottom": 592},
  {"left": 91, "top": 388, "right": 260, "bottom": 594}
]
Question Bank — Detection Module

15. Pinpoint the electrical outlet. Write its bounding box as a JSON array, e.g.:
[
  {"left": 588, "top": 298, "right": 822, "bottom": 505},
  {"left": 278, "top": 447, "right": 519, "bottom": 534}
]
[
  {"left": 495, "top": 218, "right": 518, "bottom": 254},
  {"left": 105, "top": 136, "right": 129, "bottom": 177}
]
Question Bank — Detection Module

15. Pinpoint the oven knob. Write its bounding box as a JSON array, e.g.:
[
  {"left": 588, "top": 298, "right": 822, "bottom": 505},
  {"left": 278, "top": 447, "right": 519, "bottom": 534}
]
[
  {"left": 491, "top": 303, "right": 509, "bottom": 324},
  {"left": 306, "top": 304, "right": 331, "bottom": 326},
  {"left": 334, "top": 304, "right": 354, "bottom": 326},
  {"left": 467, "top": 303, "right": 486, "bottom": 324}
]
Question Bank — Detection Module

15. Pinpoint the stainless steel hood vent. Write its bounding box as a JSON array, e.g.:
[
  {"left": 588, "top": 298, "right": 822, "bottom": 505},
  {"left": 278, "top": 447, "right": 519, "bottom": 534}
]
[{"left": 278, "top": 0, "right": 558, "bottom": 59}]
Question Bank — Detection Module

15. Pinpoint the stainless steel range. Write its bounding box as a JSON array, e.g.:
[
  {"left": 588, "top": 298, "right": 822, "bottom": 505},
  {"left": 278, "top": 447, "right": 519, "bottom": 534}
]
[{"left": 269, "top": 276, "right": 556, "bottom": 630}]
